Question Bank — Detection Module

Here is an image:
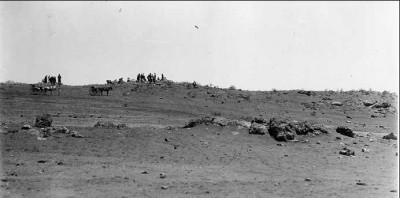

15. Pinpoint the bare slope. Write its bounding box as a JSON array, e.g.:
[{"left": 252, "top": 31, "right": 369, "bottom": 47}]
[{"left": 1, "top": 82, "right": 398, "bottom": 197}]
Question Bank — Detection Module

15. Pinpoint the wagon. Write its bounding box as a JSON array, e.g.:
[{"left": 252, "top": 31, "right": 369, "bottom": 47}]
[{"left": 89, "top": 86, "right": 99, "bottom": 96}]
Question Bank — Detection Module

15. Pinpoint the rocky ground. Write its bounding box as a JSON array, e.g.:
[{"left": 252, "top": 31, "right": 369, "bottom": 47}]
[{"left": 0, "top": 81, "right": 398, "bottom": 197}]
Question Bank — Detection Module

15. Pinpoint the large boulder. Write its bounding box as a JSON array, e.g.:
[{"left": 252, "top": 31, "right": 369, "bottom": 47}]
[
  {"left": 336, "top": 126, "right": 355, "bottom": 138},
  {"left": 267, "top": 118, "right": 328, "bottom": 141},
  {"left": 34, "top": 114, "right": 53, "bottom": 128},
  {"left": 267, "top": 118, "right": 296, "bottom": 141}
]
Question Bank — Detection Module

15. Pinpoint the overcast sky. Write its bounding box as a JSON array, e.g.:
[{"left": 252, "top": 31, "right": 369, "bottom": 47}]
[{"left": 0, "top": 1, "right": 398, "bottom": 92}]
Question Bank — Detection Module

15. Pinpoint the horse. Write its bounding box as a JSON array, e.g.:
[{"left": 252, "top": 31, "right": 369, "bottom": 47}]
[
  {"left": 43, "top": 85, "right": 60, "bottom": 95},
  {"left": 98, "top": 86, "right": 113, "bottom": 96}
]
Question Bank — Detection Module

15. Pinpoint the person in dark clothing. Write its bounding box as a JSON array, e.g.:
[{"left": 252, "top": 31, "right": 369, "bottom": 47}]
[
  {"left": 57, "top": 74, "right": 62, "bottom": 85},
  {"left": 137, "top": 73, "right": 140, "bottom": 82}
]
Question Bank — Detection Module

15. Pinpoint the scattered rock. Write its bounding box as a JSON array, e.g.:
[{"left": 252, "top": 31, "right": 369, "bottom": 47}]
[
  {"left": 371, "top": 114, "right": 378, "bottom": 118},
  {"left": 161, "top": 185, "right": 169, "bottom": 190},
  {"left": 160, "top": 173, "right": 166, "bottom": 179},
  {"left": 373, "top": 102, "right": 391, "bottom": 109},
  {"left": 183, "top": 116, "right": 251, "bottom": 129},
  {"left": 361, "top": 148, "right": 369, "bottom": 152},
  {"left": 141, "top": 171, "right": 148, "bottom": 174},
  {"left": 331, "top": 101, "right": 343, "bottom": 106},
  {"left": 70, "top": 131, "right": 84, "bottom": 138},
  {"left": 304, "top": 178, "right": 312, "bottom": 182},
  {"left": 336, "top": 136, "right": 343, "bottom": 140},
  {"left": 94, "top": 121, "right": 116, "bottom": 128},
  {"left": 34, "top": 114, "right": 53, "bottom": 128},
  {"left": 363, "top": 100, "right": 376, "bottom": 107},
  {"left": 55, "top": 161, "right": 64, "bottom": 165},
  {"left": 249, "top": 122, "right": 268, "bottom": 135},
  {"left": 336, "top": 126, "right": 355, "bottom": 138},
  {"left": 37, "top": 160, "right": 47, "bottom": 163},
  {"left": 356, "top": 182, "right": 367, "bottom": 186},
  {"left": 117, "top": 124, "right": 127, "bottom": 129},
  {"left": 346, "top": 121, "right": 352, "bottom": 123},
  {"left": 6, "top": 130, "right": 19, "bottom": 134},
  {"left": 297, "top": 90, "right": 315, "bottom": 96},
  {"left": 382, "top": 133, "right": 397, "bottom": 140},
  {"left": 346, "top": 116, "right": 352, "bottom": 119},
  {"left": 21, "top": 124, "right": 32, "bottom": 130},
  {"left": 339, "top": 147, "right": 355, "bottom": 156}
]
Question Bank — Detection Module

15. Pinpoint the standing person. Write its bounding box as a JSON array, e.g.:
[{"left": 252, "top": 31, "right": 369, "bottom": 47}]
[
  {"left": 137, "top": 73, "right": 140, "bottom": 82},
  {"left": 57, "top": 74, "right": 62, "bottom": 85},
  {"left": 153, "top": 73, "right": 157, "bottom": 83},
  {"left": 141, "top": 73, "right": 145, "bottom": 82},
  {"left": 161, "top": 74, "right": 164, "bottom": 81}
]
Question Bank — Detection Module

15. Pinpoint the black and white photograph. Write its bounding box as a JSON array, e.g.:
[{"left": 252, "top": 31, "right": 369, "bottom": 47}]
[{"left": 0, "top": 1, "right": 398, "bottom": 197}]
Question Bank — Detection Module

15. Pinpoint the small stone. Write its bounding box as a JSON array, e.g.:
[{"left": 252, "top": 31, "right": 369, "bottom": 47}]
[
  {"left": 356, "top": 182, "right": 367, "bottom": 186},
  {"left": 336, "top": 137, "right": 343, "bottom": 140},
  {"left": 361, "top": 148, "right": 369, "bottom": 152},
  {"left": 141, "top": 171, "right": 148, "bottom": 174},
  {"left": 346, "top": 121, "right": 352, "bottom": 123},
  {"left": 305, "top": 178, "right": 312, "bottom": 182},
  {"left": 277, "top": 143, "right": 283, "bottom": 146},
  {"left": 161, "top": 185, "right": 168, "bottom": 190},
  {"left": 274, "top": 183, "right": 279, "bottom": 186},
  {"left": 160, "top": 173, "right": 166, "bottom": 179},
  {"left": 390, "top": 190, "right": 397, "bottom": 192},
  {"left": 21, "top": 124, "right": 32, "bottom": 130},
  {"left": 316, "top": 141, "right": 321, "bottom": 144}
]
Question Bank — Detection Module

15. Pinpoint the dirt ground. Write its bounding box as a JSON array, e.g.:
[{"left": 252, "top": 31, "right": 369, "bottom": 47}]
[{"left": 0, "top": 82, "right": 398, "bottom": 198}]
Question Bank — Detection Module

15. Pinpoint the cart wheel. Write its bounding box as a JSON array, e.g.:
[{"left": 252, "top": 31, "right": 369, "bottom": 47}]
[{"left": 89, "top": 88, "right": 97, "bottom": 96}]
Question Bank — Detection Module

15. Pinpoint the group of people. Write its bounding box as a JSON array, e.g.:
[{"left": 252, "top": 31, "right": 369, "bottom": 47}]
[
  {"left": 42, "top": 74, "right": 62, "bottom": 85},
  {"left": 136, "top": 73, "right": 166, "bottom": 84}
]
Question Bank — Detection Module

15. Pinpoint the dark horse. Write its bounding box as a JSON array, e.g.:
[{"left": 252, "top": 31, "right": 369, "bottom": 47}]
[{"left": 98, "top": 86, "right": 113, "bottom": 95}]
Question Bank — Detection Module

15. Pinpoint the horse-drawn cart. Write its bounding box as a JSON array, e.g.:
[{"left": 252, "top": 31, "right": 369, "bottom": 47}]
[{"left": 89, "top": 86, "right": 112, "bottom": 96}]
